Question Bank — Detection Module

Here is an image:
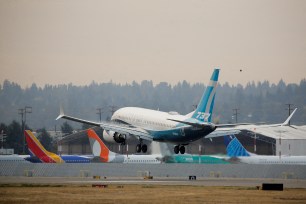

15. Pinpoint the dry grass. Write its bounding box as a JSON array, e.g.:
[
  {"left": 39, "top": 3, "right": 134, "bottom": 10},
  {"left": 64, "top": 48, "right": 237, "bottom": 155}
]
[{"left": 0, "top": 184, "right": 306, "bottom": 204}]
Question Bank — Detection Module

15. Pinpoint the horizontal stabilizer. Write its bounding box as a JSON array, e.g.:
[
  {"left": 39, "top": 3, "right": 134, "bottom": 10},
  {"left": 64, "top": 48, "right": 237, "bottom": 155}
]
[
  {"left": 206, "top": 129, "right": 240, "bottom": 139},
  {"left": 167, "top": 119, "right": 214, "bottom": 128}
]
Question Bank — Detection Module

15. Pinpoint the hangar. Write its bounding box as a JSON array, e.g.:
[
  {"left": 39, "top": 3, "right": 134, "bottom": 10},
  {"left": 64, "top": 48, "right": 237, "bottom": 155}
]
[{"left": 240, "top": 125, "right": 306, "bottom": 156}]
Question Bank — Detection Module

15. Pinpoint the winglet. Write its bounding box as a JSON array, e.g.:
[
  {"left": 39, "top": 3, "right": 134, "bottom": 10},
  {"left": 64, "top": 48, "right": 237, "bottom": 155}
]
[
  {"left": 282, "top": 108, "right": 297, "bottom": 126},
  {"left": 87, "top": 129, "right": 111, "bottom": 162},
  {"left": 56, "top": 105, "right": 65, "bottom": 120}
]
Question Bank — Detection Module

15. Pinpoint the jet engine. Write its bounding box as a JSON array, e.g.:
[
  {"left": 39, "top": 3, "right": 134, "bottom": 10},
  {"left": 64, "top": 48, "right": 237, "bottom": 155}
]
[{"left": 103, "top": 130, "right": 127, "bottom": 144}]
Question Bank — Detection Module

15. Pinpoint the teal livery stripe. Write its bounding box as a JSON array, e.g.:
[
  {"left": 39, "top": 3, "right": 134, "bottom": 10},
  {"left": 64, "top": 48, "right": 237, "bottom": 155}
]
[{"left": 191, "top": 68, "right": 219, "bottom": 122}]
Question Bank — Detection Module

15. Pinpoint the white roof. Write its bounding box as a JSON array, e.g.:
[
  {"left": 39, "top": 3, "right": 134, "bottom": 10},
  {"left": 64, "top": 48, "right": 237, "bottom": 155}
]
[{"left": 242, "top": 125, "right": 306, "bottom": 140}]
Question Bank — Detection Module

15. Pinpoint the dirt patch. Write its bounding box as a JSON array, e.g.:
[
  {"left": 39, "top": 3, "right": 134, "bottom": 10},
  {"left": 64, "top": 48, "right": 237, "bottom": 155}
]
[{"left": 1, "top": 184, "right": 306, "bottom": 204}]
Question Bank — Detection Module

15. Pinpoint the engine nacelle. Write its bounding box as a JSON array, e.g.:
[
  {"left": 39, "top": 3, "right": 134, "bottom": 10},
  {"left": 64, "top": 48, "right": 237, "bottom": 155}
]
[{"left": 103, "top": 130, "right": 127, "bottom": 144}]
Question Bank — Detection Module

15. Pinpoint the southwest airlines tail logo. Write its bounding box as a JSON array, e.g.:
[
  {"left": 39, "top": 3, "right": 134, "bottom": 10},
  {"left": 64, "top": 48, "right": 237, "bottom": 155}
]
[{"left": 25, "top": 130, "right": 64, "bottom": 163}]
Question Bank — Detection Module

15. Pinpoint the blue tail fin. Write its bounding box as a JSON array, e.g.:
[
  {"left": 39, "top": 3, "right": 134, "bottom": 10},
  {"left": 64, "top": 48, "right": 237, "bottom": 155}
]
[
  {"left": 191, "top": 68, "right": 219, "bottom": 122},
  {"left": 225, "top": 135, "right": 250, "bottom": 157}
]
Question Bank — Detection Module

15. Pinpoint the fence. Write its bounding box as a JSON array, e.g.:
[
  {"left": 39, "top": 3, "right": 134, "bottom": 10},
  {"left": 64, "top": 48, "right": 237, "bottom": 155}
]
[{"left": 1, "top": 162, "right": 306, "bottom": 179}]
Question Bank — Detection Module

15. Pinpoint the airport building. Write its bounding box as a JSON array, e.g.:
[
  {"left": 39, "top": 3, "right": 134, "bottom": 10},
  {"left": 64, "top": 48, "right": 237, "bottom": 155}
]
[{"left": 242, "top": 125, "right": 306, "bottom": 156}]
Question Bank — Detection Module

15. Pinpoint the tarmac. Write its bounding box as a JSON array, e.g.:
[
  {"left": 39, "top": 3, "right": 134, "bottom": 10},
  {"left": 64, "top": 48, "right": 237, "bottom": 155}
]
[{"left": 1, "top": 176, "right": 306, "bottom": 189}]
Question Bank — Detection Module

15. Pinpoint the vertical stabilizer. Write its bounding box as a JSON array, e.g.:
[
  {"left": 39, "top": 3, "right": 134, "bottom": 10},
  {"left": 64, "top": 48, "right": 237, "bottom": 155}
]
[
  {"left": 191, "top": 68, "right": 219, "bottom": 122},
  {"left": 87, "top": 129, "right": 112, "bottom": 162},
  {"left": 25, "top": 130, "right": 64, "bottom": 163},
  {"left": 225, "top": 135, "right": 250, "bottom": 157}
]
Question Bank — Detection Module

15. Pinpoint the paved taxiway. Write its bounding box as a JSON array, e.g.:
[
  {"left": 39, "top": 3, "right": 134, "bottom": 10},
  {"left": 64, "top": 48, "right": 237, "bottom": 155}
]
[{"left": 1, "top": 176, "right": 306, "bottom": 189}]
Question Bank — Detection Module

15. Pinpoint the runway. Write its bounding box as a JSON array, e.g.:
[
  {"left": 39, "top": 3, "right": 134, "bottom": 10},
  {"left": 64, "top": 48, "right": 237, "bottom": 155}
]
[{"left": 1, "top": 176, "right": 306, "bottom": 189}]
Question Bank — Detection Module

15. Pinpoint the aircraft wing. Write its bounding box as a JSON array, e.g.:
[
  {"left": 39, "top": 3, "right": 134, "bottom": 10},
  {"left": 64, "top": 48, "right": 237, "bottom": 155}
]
[
  {"left": 56, "top": 114, "right": 101, "bottom": 127},
  {"left": 206, "top": 129, "right": 241, "bottom": 139},
  {"left": 56, "top": 113, "right": 153, "bottom": 141},
  {"left": 206, "top": 108, "right": 298, "bottom": 139}
]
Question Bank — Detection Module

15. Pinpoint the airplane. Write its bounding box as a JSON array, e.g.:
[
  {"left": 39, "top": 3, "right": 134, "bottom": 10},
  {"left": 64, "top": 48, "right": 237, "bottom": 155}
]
[
  {"left": 57, "top": 68, "right": 241, "bottom": 154},
  {"left": 25, "top": 130, "right": 92, "bottom": 163},
  {"left": 224, "top": 135, "right": 306, "bottom": 165},
  {"left": 87, "top": 128, "right": 229, "bottom": 164}
]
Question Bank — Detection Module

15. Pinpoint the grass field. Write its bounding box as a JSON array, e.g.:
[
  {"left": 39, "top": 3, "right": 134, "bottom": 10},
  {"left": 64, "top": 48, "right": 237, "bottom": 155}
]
[{"left": 1, "top": 184, "right": 306, "bottom": 203}]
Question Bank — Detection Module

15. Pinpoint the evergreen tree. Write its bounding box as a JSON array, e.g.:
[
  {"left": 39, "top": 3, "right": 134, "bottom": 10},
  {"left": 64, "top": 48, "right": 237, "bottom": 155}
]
[
  {"left": 37, "top": 128, "right": 53, "bottom": 152},
  {"left": 61, "top": 121, "right": 73, "bottom": 135},
  {"left": 6, "top": 121, "right": 23, "bottom": 154}
]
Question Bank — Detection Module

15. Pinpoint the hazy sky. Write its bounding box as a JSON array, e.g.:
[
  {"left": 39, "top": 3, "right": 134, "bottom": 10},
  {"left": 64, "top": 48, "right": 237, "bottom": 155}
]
[{"left": 0, "top": 0, "right": 305, "bottom": 88}]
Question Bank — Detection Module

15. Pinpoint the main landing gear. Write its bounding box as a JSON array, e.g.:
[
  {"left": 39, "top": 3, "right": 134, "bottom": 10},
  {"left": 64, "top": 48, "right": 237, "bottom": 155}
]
[
  {"left": 136, "top": 139, "right": 147, "bottom": 153},
  {"left": 174, "top": 145, "right": 185, "bottom": 154}
]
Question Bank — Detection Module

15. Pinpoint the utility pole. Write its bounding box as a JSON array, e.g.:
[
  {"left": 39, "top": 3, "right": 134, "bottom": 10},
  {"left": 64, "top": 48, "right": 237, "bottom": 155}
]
[
  {"left": 96, "top": 108, "right": 103, "bottom": 122},
  {"left": 285, "top": 103, "right": 294, "bottom": 126},
  {"left": 232, "top": 108, "right": 239, "bottom": 123},
  {"left": 109, "top": 105, "right": 117, "bottom": 115},
  {"left": 18, "top": 106, "right": 32, "bottom": 154},
  {"left": 24, "top": 106, "right": 32, "bottom": 126},
  {"left": 18, "top": 108, "right": 25, "bottom": 154},
  {"left": 0, "top": 130, "right": 7, "bottom": 150},
  {"left": 192, "top": 105, "right": 197, "bottom": 111}
]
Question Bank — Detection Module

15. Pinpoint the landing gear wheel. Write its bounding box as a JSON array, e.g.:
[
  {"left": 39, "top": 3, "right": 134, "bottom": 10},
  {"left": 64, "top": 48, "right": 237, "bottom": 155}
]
[
  {"left": 141, "top": 144, "right": 147, "bottom": 153},
  {"left": 174, "top": 145, "right": 180, "bottom": 154},
  {"left": 136, "top": 144, "right": 141, "bottom": 153},
  {"left": 179, "top": 146, "right": 185, "bottom": 154}
]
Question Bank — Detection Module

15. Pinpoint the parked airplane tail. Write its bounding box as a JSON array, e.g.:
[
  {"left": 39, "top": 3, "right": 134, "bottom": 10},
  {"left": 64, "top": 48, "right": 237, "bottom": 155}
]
[
  {"left": 225, "top": 135, "right": 250, "bottom": 157},
  {"left": 87, "top": 129, "right": 111, "bottom": 162},
  {"left": 191, "top": 68, "right": 219, "bottom": 122},
  {"left": 25, "top": 130, "right": 64, "bottom": 163}
]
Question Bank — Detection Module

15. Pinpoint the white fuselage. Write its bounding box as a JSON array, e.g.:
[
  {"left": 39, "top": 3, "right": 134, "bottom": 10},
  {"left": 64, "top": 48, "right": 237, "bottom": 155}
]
[
  {"left": 0, "top": 155, "right": 30, "bottom": 162},
  {"left": 123, "top": 154, "right": 161, "bottom": 164},
  {"left": 107, "top": 153, "right": 162, "bottom": 164},
  {"left": 233, "top": 155, "right": 306, "bottom": 165},
  {"left": 111, "top": 107, "right": 187, "bottom": 131},
  {"left": 108, "top": 107, "right": 215, "bottom": 144}
]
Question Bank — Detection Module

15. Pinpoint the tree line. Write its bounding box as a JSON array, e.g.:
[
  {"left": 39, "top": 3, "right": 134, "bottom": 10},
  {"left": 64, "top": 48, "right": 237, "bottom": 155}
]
[
  {"left": 0, "top": 78, "right": 305, "bottom": 132},
  {"left": 0, "top": 120, "right": 75, "bottom": 154}
]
